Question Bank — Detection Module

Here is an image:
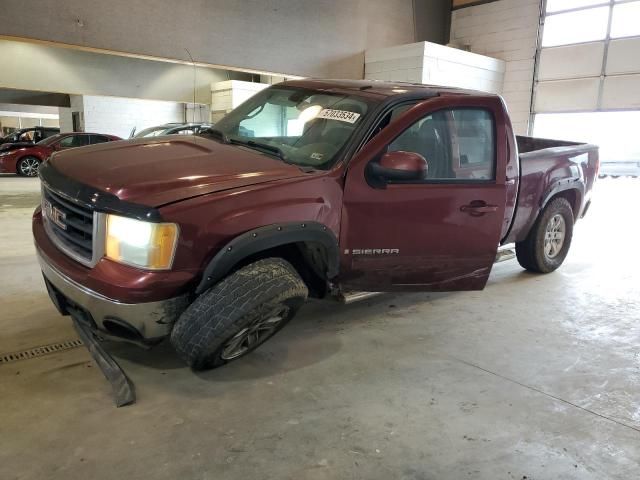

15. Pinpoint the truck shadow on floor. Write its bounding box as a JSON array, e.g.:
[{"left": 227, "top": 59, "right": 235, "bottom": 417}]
[
  {"left": 103, "top": 262, "right": 546, "bottom": 384},
  {"left": 104, "top": 290, "right": 456, "bottom": 383}
]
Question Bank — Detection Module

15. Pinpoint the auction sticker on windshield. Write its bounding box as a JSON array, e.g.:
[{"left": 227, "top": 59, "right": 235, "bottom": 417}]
[{"left": 317, "top": 109, "right": 361, "bottom": 124}]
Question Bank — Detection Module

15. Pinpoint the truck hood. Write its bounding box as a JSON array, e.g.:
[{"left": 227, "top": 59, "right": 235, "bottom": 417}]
[{"left": 48, "top": 136, "right": 307, "bottom": 206}]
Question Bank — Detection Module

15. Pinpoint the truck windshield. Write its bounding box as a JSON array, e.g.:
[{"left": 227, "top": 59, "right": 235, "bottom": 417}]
[{"left": 211, "top": 87, "right": 373, "bottom": 169}]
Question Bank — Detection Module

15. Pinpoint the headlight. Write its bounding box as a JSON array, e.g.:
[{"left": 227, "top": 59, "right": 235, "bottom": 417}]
[
  {"left": 105, "top": 214, "right": 179, "bottom": 270},
  {"left": 0, "top": 151, "right": 11, "bottom": 157}
]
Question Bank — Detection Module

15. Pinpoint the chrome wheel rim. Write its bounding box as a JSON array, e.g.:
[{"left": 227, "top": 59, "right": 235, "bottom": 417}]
[
  {"left": 20, "top": 158, "right": 39, "bottom": 177},
  {"left": 544, "top": 213, "right": 566, "bottom": 259},
  {"left": 220, "top": 305, "right": 289, "bottom": 360}
]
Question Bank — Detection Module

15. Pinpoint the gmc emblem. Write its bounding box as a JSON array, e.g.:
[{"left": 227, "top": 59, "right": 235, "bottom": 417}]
[{"left": 43, "top": 200, "right": 67, "bottom": 230}]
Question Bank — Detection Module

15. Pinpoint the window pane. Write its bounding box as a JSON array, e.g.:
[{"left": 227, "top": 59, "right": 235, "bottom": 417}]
[
  {"left": 542, "top": 7, "right": 609, "bottom": 47},
  {"left": 91, "top": 135, "right": 110, "bottom": 144},
  {"left": 546, "top": 0, "right": 607, "bottom": 14},
  {"left": 452, "top": 109, "right": 495, "bottom": 180},
  {"left": 611, "top": 2, "right": 640, "bottom": 38},
  {"left": 388, "top": 109, "right": 495, "bottom": 181},
  {"left": 58, "top": 136, "right": 73, "bottom": 147}
]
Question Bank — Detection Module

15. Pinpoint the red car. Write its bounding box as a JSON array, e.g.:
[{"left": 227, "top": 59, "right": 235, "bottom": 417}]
[{"left": 0, "top": 132, "right": 121, "bottom": 177}]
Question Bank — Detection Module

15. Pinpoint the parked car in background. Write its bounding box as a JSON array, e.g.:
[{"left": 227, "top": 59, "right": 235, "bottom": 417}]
[
  {"left": 0, "top": 132, "right": 121, "bottom": 177},
  {"left": 598, "top": 160, "right": 640, "bottom": 178},
  {"left": 130, "top": 122, "right": 213, "bottom": 138},
  {"left": 0, "top": 126, "right": 60, "bottom": 146}
]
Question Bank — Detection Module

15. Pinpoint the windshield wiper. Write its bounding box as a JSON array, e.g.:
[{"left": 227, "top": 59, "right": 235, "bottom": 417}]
[
  {"left": 198, "top": 127, "right": 229, "bottom": 144},
  {"left": 232, "top": 139, "right": 288, "bottom": 162}
]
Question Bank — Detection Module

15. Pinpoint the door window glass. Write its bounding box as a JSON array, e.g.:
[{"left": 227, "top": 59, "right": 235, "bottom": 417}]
[
  {"left": 388, "top": 108, "right": 495, "bottom": 181},
  {"left": 43, "top": 130, "right": 59, "bottom": 139},
  {"left": 174, "top": 128, "right": 195, "bottom": 135},
  {"left": 90, "top": 135, "right": 111, "bottom": 144},
  {"left": 58, "top": 135, "right": 90, "bottom": 148}
]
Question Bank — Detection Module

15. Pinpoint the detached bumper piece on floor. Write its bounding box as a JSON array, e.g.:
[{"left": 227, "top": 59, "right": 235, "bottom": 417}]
[{"left": 72, "top": 318, "right": 136, "bottom": 407}]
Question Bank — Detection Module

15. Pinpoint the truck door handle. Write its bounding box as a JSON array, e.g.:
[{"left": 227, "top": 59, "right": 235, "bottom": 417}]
[{"left": 460, "top": 201, "right": 499, "bottom": 215}]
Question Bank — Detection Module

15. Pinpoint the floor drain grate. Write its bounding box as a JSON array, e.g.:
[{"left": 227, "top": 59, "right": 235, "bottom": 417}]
[{"left": 0, "top": 339, "right": 84, "bottom": 364}]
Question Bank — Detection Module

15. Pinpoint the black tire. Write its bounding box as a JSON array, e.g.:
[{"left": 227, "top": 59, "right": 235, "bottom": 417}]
[
  {"left": 16, "top": 156, "right": 41, "bottom": 177},
  {"left": 170, "top": 258, "right": 308, "bottom": 370},
  {"left": 515, "top": 197, "right": 574, "bottom": 274}
]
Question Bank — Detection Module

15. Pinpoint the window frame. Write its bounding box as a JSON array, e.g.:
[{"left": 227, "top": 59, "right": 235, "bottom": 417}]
[
  {"left": 532, "top": 0, "right": 640, "bottom": 132},
  {"left": 374, "top": 106, "right": 498, "bottom": 185}
]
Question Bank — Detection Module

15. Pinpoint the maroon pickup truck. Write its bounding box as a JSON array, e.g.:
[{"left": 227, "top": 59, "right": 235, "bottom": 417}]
[{"left": 33, "top": 80, "right": 597, "bottom": 397}]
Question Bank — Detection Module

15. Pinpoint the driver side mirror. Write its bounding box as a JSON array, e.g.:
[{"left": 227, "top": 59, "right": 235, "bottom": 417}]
[{"left": 368, "top": 151, "right": 428, "bottom": 184}]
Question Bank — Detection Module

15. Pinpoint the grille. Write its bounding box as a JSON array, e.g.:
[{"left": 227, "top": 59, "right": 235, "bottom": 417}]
[{"left": 42, "top": 186, "right": 95, "bottom": 264}]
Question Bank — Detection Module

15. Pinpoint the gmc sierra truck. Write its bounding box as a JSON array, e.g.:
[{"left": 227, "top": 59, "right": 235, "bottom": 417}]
[{"left": 33, "top": 79, "right": 598, "bottom": 404}]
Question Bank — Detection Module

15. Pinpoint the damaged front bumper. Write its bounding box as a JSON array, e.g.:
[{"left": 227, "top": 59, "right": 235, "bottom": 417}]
[{"left": 37, "top": 250, "right": 189, "bottom": 345}]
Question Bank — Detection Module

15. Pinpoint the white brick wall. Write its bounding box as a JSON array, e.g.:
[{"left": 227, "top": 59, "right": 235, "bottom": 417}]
[
  {"left": 81, "top": 96, "right": 185, "bottom": 139},
  {"left": 450, "top": 0, "right": 541, "bottom": 134}
]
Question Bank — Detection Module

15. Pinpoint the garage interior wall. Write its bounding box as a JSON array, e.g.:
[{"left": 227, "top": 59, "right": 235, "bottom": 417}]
[
  {"left": 0, "top": 0, "right": 450, "bottom": 79},
  {"left": 59, "top": 95, "right": 191, "bottom": 138},
  {"left": 0, "top": 39, "right": 249, "bottom": 105},
  {"left": 450, "top": 0, "right": 541, "bottom": 134}
]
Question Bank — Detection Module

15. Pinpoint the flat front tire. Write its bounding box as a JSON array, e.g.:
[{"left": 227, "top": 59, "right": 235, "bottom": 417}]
[
  {"left": 516, "top": 197, "right": 574, "bottom": 273},
  {"left": 170, "top": 258, "right": 308, "bottom": 370}
]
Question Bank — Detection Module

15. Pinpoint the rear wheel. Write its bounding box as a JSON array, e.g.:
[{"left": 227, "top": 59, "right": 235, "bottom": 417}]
[
  {"left": 516, "top": 197, "right": 574, "bottom": 273},
  {"left": 170, "top": 258, "right": 308, "bottom": 370},
  {"left": 17, "top": 156, "right": 40, "bottom": 177}
]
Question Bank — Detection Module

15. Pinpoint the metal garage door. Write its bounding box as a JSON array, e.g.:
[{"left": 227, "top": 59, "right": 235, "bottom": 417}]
[{"left": 531, "top": 0, "right": 640, "bottom": 170}]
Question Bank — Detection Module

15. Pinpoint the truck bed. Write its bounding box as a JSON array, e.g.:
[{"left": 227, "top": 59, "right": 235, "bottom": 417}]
[{"left": 503, "top": 136, "right": 599, "bottom": 244}]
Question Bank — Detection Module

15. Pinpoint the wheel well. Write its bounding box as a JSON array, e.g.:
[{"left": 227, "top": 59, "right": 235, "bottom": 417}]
[
  {"left": 219, "top": 241, "right": 332, "bottom": 299},
  {"left": 547, "top": 189, "right": 579, "bottom": 222},
  {"left": 18, "top": 154, "right": 40, "bottom": 162}
]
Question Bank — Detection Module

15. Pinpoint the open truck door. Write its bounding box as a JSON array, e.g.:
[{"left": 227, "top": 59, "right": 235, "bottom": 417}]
[{"left": 339, "top": 95, "right": 510, "bottom": 292}]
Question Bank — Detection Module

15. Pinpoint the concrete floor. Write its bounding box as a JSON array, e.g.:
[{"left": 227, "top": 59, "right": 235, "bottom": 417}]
[{"left": 1, "top": 173, "right": 639, "bottom": 479}]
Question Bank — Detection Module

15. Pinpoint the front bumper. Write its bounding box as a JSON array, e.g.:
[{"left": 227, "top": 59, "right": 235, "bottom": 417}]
[{"left": 38, "top": 250, "right": 189, "bottom": 344}]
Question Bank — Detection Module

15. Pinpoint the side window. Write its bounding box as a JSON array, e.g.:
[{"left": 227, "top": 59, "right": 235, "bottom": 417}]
[
  {"left": 59, "top": 135, "right": 90, "bottom": 148},
  {"left": 387, "top": 108, "right": 495, "bottom": 181},
  {"left": 57, "top": 136, "right": 74, "bottom": 148},
  {"left": 451, "top": 109, "right": 495, "bottom": 180},
  {"left": 90, "top": 135, "right": 111, "bottom": 144}
]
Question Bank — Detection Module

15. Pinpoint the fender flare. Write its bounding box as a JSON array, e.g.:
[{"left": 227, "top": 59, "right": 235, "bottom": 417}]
[
  {"left": 195, "top": 221, "right": 340, "bottom": 295},
  {"left": 540, "top": 179, "right": 585, "bottom": 217}
]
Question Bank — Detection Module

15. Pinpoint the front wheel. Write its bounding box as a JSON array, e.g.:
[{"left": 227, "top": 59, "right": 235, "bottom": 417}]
[
  {"left": 170, "top": 258, "right": 308, "bottom": 370},
  {"left": 17, "top": 156, "right": 41, "bottom": 177},
  {"left": 516, "top": 197, "right": 574, "bottom": 273}
]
